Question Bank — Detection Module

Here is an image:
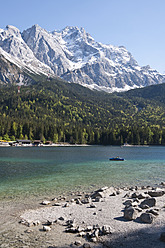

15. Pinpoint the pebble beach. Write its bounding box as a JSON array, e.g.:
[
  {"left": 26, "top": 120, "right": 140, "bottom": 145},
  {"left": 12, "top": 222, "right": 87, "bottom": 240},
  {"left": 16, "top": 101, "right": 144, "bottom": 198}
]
[{"left": 1, "top": 183, "right": 165, "bottom": 248}]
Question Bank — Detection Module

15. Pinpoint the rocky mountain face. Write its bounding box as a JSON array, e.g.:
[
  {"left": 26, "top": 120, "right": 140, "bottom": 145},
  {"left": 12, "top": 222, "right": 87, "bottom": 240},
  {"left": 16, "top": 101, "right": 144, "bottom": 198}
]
[{"left": 0, "top": 24, "right": 164, "bottom": 92}]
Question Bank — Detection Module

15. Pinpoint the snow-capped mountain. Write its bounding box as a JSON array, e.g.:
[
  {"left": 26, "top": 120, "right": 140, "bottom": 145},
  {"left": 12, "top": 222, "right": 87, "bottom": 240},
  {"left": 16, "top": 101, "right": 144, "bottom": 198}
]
[
  {"left": 0, "top": 24, "right": 165, "bottom": 92},
  {"left": 0, "top": 25, "right": 54, "bottom": 77}
]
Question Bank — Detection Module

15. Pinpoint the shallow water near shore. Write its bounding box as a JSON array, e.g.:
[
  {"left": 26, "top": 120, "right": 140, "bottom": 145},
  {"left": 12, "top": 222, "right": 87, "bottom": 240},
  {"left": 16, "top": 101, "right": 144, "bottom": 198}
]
[{"left": 0, "top": 145, "right": 165, "bottom": 201}]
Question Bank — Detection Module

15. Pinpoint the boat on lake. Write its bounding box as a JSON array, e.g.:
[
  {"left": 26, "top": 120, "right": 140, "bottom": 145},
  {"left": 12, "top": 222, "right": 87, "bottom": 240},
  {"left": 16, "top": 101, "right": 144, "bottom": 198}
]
[{"left": 109, "top": 156, "right": 125, "bottom": 161}]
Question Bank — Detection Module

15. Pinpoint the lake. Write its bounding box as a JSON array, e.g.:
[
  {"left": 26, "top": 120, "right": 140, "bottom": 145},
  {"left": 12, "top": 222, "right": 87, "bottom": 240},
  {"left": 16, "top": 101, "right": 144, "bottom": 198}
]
[{"left": 0, "top": 146, "right": 165, "bottom": 201}]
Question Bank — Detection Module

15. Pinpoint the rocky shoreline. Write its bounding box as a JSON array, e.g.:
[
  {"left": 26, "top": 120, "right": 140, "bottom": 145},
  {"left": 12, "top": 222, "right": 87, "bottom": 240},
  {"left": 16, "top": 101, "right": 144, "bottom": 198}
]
[{"left": 1, "top": 183, "right": 165, "bottom": 247}]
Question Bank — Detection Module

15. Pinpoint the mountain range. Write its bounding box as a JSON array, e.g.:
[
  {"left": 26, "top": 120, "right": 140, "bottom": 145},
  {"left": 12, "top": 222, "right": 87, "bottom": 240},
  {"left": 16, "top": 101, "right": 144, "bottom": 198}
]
[{"left": 0, "top": 24, "right": 165, "bottom": 92}]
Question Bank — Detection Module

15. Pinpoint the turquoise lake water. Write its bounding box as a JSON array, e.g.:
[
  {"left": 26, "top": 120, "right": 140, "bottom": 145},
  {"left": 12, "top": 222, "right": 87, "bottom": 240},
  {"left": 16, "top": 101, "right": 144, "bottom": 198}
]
[{"left": 0, "top": 146, "right": 165, "bottom": 200}]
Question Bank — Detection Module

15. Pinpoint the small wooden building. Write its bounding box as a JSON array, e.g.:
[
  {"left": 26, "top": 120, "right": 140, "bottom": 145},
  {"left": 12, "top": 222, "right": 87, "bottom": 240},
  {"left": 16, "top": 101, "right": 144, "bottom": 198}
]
[
  {"left": 45, "top": 141, "right": 53, "bottom": 145},
  {"left": 33, "top": 140, "right": 43, "bottom": 146},
  {"left": 16, "top": 140, "right": 32, "bottom": 146}
]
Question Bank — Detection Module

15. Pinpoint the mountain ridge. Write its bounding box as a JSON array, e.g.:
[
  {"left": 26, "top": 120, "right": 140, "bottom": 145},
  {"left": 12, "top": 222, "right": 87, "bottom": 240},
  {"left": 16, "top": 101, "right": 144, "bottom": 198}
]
[{"left": 0, "top": 24, "right": 165, "bottom": 92}]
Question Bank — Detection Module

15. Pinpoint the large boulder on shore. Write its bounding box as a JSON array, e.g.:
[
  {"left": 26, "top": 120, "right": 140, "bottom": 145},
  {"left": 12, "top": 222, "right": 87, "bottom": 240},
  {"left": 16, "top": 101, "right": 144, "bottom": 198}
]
[
  {"left": 148, "top": 189, "right": 164, "bottom": 197},
  {"left": 140, "top": 213, "right": 155, "bottom": 224},
  {"left": 139, "top": 198, "right": 156, "bottom": 209},
  {"left": 124, "top": 206, "right": 138, "bottom": 220},
  {"left": 90, "top": 187, "right": 116, "bottom": 199}
]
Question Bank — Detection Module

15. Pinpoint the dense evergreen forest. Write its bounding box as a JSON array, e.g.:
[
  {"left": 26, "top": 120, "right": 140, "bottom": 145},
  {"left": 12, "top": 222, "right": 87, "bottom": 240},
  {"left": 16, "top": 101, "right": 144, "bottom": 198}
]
[{"left": 0, "top": 78, "right": 165, "bottom": 145}]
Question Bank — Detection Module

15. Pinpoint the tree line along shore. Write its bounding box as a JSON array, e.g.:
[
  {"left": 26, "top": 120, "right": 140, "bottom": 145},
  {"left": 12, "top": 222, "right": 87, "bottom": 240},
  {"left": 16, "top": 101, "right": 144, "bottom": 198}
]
[{"left": 0, "top": 81, "right": 165, "bottom": 146}]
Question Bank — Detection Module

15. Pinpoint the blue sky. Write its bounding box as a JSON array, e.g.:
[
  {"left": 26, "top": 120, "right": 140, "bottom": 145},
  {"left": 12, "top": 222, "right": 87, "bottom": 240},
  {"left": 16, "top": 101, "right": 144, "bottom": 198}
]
[{"left": 1, "top": 0, "right": 165, "bottom": 73}]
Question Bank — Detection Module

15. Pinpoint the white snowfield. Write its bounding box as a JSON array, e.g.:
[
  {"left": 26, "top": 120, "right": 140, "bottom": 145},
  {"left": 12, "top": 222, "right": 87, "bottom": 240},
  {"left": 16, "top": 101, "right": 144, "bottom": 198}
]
[{"left": 0, "top": 24, "right": 165, "bottom": 92}]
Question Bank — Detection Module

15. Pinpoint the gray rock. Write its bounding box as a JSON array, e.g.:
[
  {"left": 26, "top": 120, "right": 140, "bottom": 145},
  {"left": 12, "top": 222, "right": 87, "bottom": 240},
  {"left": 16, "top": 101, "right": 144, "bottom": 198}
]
[
  {"left": 53, "top": 203, "right": 61, "bottom": 206},
  {"left": 46, "top": 220, "right": 53, "bottom": 225},
  {"left": 77, "top": 226, "right": 84, "bottom": 233},
  {"left": 74, "top": 240, "right": 82, "bottom": 246},
  {"left": 41, "top": 200, "right": 51, "bottom": 205},
  {"left": 148, "top": 190, "right": 164, "bottom": 197},
  {"left": 137, "top": 193, "right": 146, "bottom": 199},
  {"left": 86, "top": 232, "right": 92, "bottom": 239},
  {"left": 131, "top": 192, "right": 146, "bottom": 199},
  {"left": 43, "top": 225, "right": 51, "bottom": 231},
  {"left": 129, "top": 186, "right": 135, "bottom": 191},
  {"left": 135, "top": 207, "right": 143, "bottom": 212},
  {"left": 93, "top": 197, "right": 101, "bottom": 202},
  {"left": 20, "top": 219, "right": 34, "bottom": 227},
  {"left": 90, "top": 237, "right": 97, "bottom": 242},
  {"left": 52, "top": 197, "right": 57, "bottom": 201},
  {"left": 123, "top": 199, "right": 133, "bottom": 207},
  {"left": 81, "top": 198, "right": 92, "bottom": 204},
  {"left": 55, "top": 219, "right": 65, "bottom": 225},
  {"left": 85, "top": 226, "right": 93, "bottom": 231},
  {"left": 140, "top": 204, "right": 150, "bottom": 209},
  {"left": 65, "top": 227, "right": 78, "bottom": 233},
  {"left": 66, "top": 219, "right": 75, "bottom": 225},
  {"left": 76, "top": 199, "right": 82, "bottom": 204},
  {"left": 91, "top": 187, "right": 115, "bottom": 199},
  {"left": 109, "top": 192, "right": 116, "bottom": 196},
  {"left": 141, "top": 186, "right": 147, "bottom": 189},
  {"left": 123, "top": 193, "right": 131, "bottom": 198},
  {"left": 140, "top": 213, "right": 155, "bottom": 224},
  {"left": 140, "top": 198, "right": 156, "bottom": 208},
  {"left": 90, "top": 191, "right": 105, "bottom": 199},
  {"left": 131, "top": 192, "right": 140, "bottom": 198},
  {"left": 124, "top": 206, "right": 138, "bottom": 220},
  {"left": 91, "top": 229, "right": 99, "bottom": 238},
  {"left": 58, "top": 216, "right": 65, "bottom": 221},
  {"left": 78, "top": 231, "right": 86, "bottom": 237},
  {"left": 27, "top": 222, "right": 34, "bottom": 227},
  {"left": 101, "top": 225, "right": 112, "bottom": 235},
  {"left": 93, "top": 224, "right": 101, "bottom": 230},
  {"left": 90, "top": 203, "right": 96, "bottom": 208},
  {"left": 99, "top": 186, "right": 109, "bottom": 191},
  {"left": 63, "top": 202, "right": 70, "bottom": 207},
  {"left": 146, "top": 209, "right": 159, "bottom": 216}
]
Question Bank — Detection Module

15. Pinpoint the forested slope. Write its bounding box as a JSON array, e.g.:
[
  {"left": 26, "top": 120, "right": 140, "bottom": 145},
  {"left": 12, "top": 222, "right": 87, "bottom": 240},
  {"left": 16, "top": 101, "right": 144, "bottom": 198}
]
[{"left": 0, "top": 79, "right": 165, "bottom": 145}]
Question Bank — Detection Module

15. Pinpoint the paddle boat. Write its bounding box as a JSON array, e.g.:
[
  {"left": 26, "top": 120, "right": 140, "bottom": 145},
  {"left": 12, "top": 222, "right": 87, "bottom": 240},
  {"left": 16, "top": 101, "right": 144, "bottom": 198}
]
[{"left": 109, "top": 156, "right": 125, "bottom": 161}]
